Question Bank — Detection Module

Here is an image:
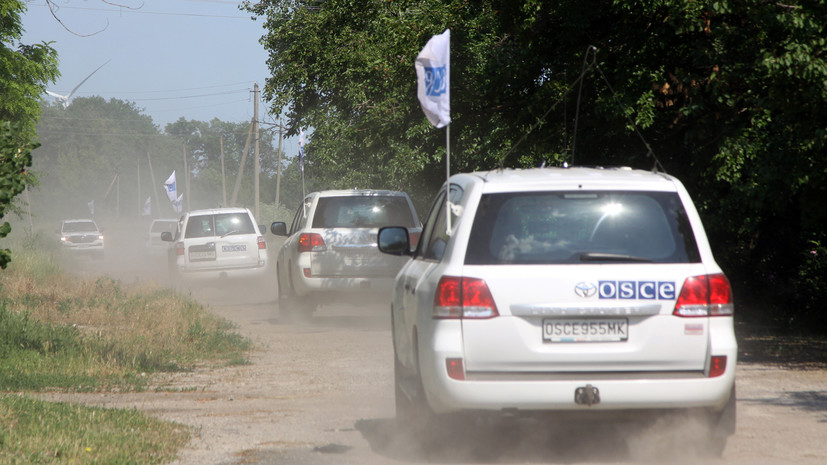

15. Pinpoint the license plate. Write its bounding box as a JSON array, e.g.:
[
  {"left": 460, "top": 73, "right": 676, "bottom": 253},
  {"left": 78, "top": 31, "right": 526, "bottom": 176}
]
[
  {"left": 189, "top": 250, "right": 216, "bottom": 261},
  {"left": 543, "top": 319, "right": 628, "bottom": 342},
  {"left": 222, "top": 244, "right": 247, "bottom": 252},
  {"left": 189, "top": 243, "right": 216, "bottom": 261}
]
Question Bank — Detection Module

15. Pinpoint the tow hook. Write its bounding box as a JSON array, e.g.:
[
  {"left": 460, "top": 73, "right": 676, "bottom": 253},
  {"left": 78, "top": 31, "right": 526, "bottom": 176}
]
[{"left": 575, "top": 384, "right": 600, "bottom": 406}]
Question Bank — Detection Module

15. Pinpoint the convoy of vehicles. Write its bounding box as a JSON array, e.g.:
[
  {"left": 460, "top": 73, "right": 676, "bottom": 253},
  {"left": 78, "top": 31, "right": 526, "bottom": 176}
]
[
  {"left": 73, "top": 165, "right": 733, "bottom": 454},
  {"left": 377, "top": 166, "right": 736, "bottom": 455}
]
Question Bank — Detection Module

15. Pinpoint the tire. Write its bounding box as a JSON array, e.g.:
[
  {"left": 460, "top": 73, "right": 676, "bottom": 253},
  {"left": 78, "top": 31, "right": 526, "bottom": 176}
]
[
  {"left": 395, "top": 338, "right": 437, "bottom": 442},
  {"left": 278, "top": 265, "right": 316, "bottom": 322}
]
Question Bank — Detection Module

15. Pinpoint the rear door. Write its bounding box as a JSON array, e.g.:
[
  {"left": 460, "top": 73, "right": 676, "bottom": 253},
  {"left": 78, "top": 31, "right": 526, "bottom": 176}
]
[
  {"left": 459, "top": 190, "right": 711, "bottom": 374},
  {"left": 310, "top": 195, "right": 415, "bottom": 278},
  {"left": 184, "top": 212, "right": 262, "bottom": 270},
  {"left": 213, "top": 212, "right": 262, "bottom": 269}
]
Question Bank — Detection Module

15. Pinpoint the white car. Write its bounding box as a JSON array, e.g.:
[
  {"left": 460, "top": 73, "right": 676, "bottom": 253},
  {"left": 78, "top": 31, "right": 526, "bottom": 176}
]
[
  {"left": 271, "top": 189, "right": 421, "bottom": 319},
  {"left": 145, "top": 219, "right": 178, "bottom": 253},
  {"left": 58, "top": 219, "right": 104, "bottom": 259},
  {"left": 162, "top": 207, "right": 269, "bottom": 284},
  {"left": 378, "top": 166, "right": 736, "bottom": 454}
]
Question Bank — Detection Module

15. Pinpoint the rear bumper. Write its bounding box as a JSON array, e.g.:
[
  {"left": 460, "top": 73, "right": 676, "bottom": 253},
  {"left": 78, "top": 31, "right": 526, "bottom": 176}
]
[
  {"left": 419, "top": 322, "right": 738, "bottom": 415},
  {"left": 176, "top": 261, "right": 270, "bottom": 281}
]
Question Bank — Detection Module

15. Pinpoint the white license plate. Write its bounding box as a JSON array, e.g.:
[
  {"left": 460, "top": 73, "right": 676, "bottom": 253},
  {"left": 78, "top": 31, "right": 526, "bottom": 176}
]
[
  {"left": 222, "top": 244, "right": 247, "bottom": 252},
  {"left": 189, "top": 250, "right": 216, "bottom": 261},
  {"left": 543, "top": 319, "right": 628, "bottom": 342}
]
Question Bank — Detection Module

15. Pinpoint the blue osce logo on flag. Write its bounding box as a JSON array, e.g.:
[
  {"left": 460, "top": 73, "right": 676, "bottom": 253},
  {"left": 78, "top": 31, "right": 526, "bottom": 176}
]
[
  {"left": 167, "top": 182, "right": 175, "bottom": 193},
  {"left": 424, "top": 66, "right": 447, "bottom": 97}
]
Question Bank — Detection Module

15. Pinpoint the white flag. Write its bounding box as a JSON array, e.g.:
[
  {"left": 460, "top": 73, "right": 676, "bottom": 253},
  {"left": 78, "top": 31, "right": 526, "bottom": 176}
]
[
  {"left": 142, "top": 196, "right": 151, "bottom": 216},
  {"left": 163, "top": 171, "right": 177, "bottom": 203},
  {"left": 298, "top": 129, "right": 306, "bottom": 173},
  {"left": 173, "top": 194, "right": 184, "bottom": 213},
  {"left": 88, "top": 200, "right": 94, "bottom": 215},
  {"left": 415, "top": 29, "right": 451, "bottom": 128}
]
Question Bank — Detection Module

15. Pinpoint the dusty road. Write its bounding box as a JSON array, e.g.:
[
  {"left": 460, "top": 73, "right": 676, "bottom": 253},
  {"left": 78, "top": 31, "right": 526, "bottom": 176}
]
[{"left": 42, "top": 229, "right": 827, "bottom": 464}]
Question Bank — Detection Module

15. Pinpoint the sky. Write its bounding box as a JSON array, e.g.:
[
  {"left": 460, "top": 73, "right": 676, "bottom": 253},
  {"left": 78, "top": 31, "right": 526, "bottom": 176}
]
[{"left": 21, "top": 0, "right": 300, "bottom": 152}]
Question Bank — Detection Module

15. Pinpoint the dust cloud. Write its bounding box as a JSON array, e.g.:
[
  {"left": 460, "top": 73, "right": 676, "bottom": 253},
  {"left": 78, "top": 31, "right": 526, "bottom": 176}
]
[{"left": 43, "top": 216, "right": 278, "bottom": 305}]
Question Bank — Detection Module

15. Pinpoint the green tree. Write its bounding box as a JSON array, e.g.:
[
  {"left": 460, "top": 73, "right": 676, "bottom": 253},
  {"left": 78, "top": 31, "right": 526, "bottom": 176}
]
[
  {"left": 1, "top": 0, "right": 59, "bottom": 268},
  {"left": 248, "top": 0, "right": 827, "bottom": 332},
  {"left": 164, "top": 118, "right": 285, "bottom": 213}
]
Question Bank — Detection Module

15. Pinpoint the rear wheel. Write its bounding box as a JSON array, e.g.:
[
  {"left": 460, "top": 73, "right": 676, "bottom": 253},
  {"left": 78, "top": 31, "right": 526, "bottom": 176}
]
[{"left": 278, "top": 265, "right": 316, "bottom": 322}]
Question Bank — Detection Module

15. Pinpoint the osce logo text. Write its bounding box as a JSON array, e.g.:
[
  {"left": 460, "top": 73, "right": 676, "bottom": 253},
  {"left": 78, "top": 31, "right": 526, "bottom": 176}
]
[{"left": 598, "top": 281, "right": 676, "bottom": 300}]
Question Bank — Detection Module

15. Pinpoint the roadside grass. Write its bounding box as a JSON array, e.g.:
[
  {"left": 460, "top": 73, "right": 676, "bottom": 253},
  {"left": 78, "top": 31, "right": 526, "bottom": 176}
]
[
  {"left": 0, "top": 236, "right": 253, "bottom": 464},
  {"left": 0, "top": 394, "right": 189, "bottom": 464}
]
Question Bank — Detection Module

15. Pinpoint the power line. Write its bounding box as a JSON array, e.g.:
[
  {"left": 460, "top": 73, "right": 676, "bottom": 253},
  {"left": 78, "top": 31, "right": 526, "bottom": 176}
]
[{"left": 28, "top": 1, "right": 253, "bottom": 20}]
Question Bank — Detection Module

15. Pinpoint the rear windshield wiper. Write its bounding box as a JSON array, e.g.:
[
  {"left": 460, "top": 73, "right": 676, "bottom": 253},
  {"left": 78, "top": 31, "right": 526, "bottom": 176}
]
[
  {"left": 578, "top": 252, "right": 653, "bottom": 263},
  {"left": 220, "top": 230, "right": 240, "bottom": 238}
]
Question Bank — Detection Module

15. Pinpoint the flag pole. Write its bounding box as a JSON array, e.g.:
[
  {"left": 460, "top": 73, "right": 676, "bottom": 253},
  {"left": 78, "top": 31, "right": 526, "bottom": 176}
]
[{"left": 445, "top": 124, "right": 451, "bottom": 235}]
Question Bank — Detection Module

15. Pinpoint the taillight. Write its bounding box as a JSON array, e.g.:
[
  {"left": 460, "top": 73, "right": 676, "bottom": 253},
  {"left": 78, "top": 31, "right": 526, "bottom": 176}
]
[
  {"left": 298, "top": 233, "right": 325, "bottom": 253},
  {"left": 257, "top": 236, "right": 266, "bottom": 250},
  {"left": 708, "top": 355, "right": 727, "bottom": 378},
  {"left": 176, "top": 242, "right": 185, "bottom": 256},
  {"left": 446, "top": 358, "right": 465, "bottom": 380},
  {"left": 434, "top": 276, "right": 499, "bottom": 319},
  {"left": 673, "top": 273, "right": 734, "bottom": 317}
]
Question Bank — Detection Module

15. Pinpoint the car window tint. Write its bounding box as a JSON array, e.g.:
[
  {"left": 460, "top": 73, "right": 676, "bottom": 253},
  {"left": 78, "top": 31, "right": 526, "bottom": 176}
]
[
  {"left": 421, "top": 185, "right": 462, "bottom": 261},
  {"left": 214, "top": 213, "right": 255, "bottom": 236},
  {"left": 289, "top": 202, "right": 304, "bottom": 235},
  {"left": 311, "top": 196, "right": 416, "bottom": 228},
  {"left": 414, "top": 190, "right": 446, "bottom": 259},
  {"left": 465, "top": 191, "right": 700, "bottom": 264},
  {"left": 185, "top": 215, "right": 216, "bottom": 238},
  {"left": 64, "top": 222, "right": 97, "bottom": 233}
]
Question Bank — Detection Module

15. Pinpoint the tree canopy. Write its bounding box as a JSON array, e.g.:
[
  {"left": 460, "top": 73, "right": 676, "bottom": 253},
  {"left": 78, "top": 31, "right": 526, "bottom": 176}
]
[
  {"left": 1, "top": 0, "right": 59, "bottom": 268},
  {"left": 246, "top": 0, "right": 827, "bottom": 332}
]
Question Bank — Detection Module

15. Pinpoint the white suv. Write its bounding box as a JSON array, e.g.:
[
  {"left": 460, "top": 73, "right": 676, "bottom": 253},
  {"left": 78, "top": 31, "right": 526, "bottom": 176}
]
[
  {"left": 378, "top": 167, "right": 736, "bottom": 454},
  {"left": 271, "top": 189, "right": 421, "bottom": 319},
  {"left": 162, "top": 207, "right": 269, "bottom": 284},
  {"left": 59, "top": 219, "right": 104, "bottom": 259}
]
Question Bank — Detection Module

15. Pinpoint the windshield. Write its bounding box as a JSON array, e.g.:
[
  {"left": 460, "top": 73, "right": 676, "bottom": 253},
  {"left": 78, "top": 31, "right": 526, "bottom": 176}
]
[
  {"left": 465, "top": 191, "right": 701, "bottom": 265},
  {"left": 62, "top": 221, "right": 98, "bottom": 233}
]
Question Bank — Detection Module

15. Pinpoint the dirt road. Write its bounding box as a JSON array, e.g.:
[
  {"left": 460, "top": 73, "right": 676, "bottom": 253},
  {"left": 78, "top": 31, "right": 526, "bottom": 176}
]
[{"left": 42, "top": 229, "right": 827, "bottom": 464}]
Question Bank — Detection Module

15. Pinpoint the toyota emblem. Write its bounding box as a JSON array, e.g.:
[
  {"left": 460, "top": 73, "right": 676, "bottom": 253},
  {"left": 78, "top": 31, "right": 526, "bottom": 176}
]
[{"left": 574, "top": 282, "right": 597, "bottom": 298}]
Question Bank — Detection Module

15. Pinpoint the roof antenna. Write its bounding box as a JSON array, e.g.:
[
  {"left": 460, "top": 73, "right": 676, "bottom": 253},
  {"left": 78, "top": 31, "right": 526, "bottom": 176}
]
[{"left": 571, "top": 45, "right": 597, "bottom": 167}]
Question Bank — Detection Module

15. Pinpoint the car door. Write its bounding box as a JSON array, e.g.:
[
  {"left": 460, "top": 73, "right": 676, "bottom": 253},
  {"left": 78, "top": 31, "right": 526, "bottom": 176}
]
[{"left": 394, "top": 185, "right": 464, "bottom": 370}]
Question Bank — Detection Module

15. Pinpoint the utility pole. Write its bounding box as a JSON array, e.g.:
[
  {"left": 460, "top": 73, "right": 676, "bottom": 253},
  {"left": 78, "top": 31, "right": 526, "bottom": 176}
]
[
  {"left": 254, "top": 83, "right": 260, "bottom": 220},
  {"left": 275, "top": 118, "right": 284, "bottom": 206},
  {"left": 231, "top": 120, "right": 254, "bottom": 207},
  {"left": 183, "top": 143, "right": 190, "bottom": 212},
  {"left": 220, "top": 136, "right": 227, "bottom": 206}
]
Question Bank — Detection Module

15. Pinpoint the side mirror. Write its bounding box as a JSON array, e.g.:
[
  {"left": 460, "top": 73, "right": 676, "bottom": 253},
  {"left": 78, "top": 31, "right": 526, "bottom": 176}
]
[
  {"left": 270, "top": 222, "right": 288, "bottom": 236},
  {"left": 161, "top": 231, "right": 173, "bottom": 242},
  {"left": 258, "top": 224, "right": 266, "bottom": 234},
  {"left": 378, "top": 226, "right": 412, "bottom": 256}
]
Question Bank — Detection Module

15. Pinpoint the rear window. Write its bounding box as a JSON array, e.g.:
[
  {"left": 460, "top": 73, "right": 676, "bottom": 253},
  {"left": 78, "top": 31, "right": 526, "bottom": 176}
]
[
  {"left": 465, "top": 191, "right": 701, "bottom": 265},
  {"left": 312, "top": 196, "right": 416, "bottom": 229},
  {"left": 184, "top": 213, "right": 256, "bottom": 238}
]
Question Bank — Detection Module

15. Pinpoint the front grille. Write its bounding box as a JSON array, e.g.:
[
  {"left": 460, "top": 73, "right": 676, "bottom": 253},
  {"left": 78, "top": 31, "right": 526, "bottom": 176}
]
[{"left": 68, "top": 234, "right": 99, "bottom": 244}]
